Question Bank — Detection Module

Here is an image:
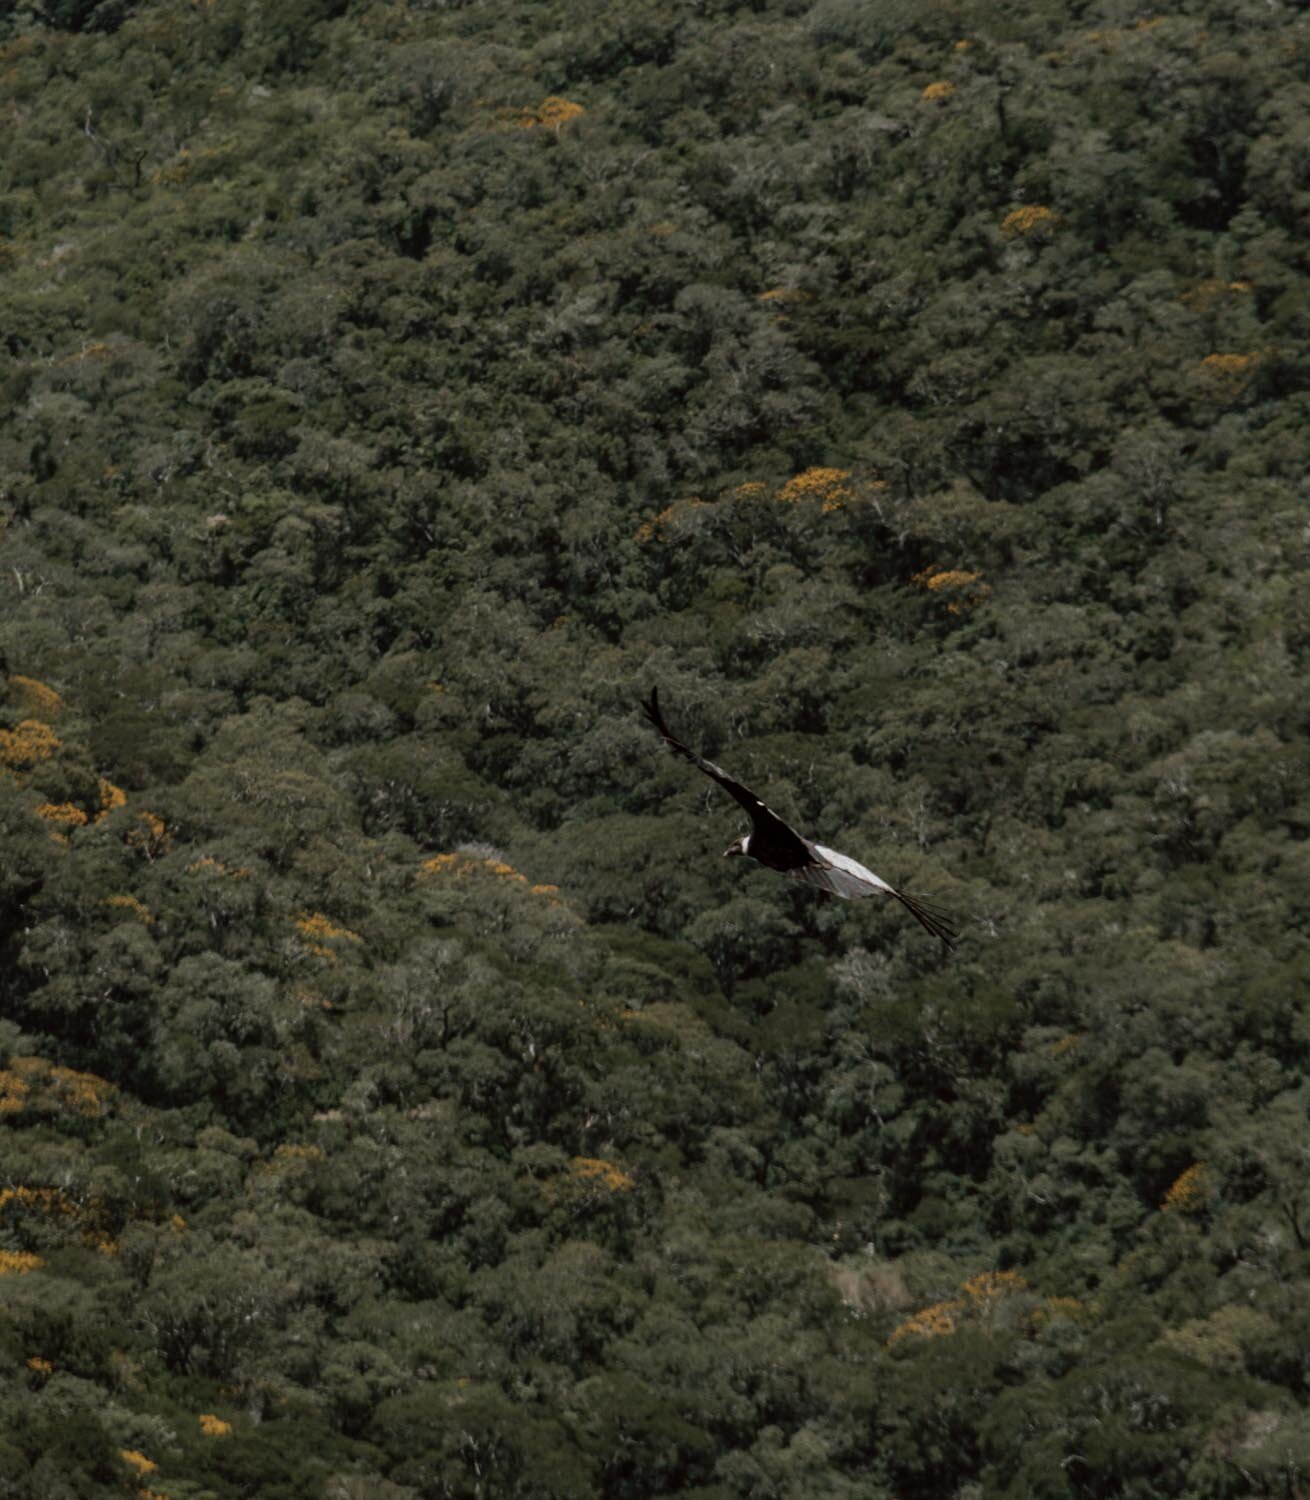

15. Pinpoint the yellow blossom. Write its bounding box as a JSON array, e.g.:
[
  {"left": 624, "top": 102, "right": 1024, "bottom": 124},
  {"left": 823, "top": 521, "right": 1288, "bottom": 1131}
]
[
  {"left": 0, "top": 719, "right": 61, "bottom": 771},
  {"left": 518, "top": 95, "right": 586, "bottom": 132},
  {"left": 295, "top": 910, "right": 362, "bottom": 962},
  {"left": 919, "top": 567, "right": 979, "bottom": 591},
  {"left": 272, "top": 1143, "right": 324, "bottom": 1163},
  {"left": 0, "top": 1071, "right": 28, "bottom": 1113},
  {"left": 635, "top": 497, "right": 707, "bottom": 544},
  {"left": 567, "top": 1156, "right": 636, "bottom": 1193},
  {"left": 119, "top": 1450, "right": 157, "bottom": 1477},
  {"left": 778, "top": 466, "right": 855, "bottom": 512},
  {"left": 1199, "top": 352, "right": 1260, "bottom": 377},
  {"left": 96, "top": 777, "right": 127, "bottom": 819},
  {"left": 104, "top": 894, "right": 153, "bottom": 924},
  {"left": 961, "top": 1269, "right": 1028, "bottom": 1308},
  {"left": 1181, "top": 279, "right": 1254, "bottom": 310},
  {"left": 912, "top": 566, "right": 992, "bottom": 615},
  {"left": 1, "top": 1181, "right": 118, "bottom": 1258},
  {"left": 757, "top": 286, "right": 808, "bottom": 302},
  {"left": 921, "top": 80, "right": 957, "bottom": 101},
  {"left": 1031, "top": 1296, "right": 1087, "bottom": 1330},
  {"left": 0, "top": 1185, "right": 75, "bottom": 1216},
  {"left": 127, "top": 811, "right": 171, "bottom": 859},
  {"left": 888, "top": 1269, "right": 1029, "bottom": 1346},
  {"left": 0, "top": 1056, "right": 113, "bottom": 1118},
  {"left": 1000, "top": 204, "right": 1060, "bottom": 238},
  {"left": 198, "top": 1413, "right": 233, "bottom": 1436},
  {"left": 1194, "top": 351, "right": 1263, "bottom": 401},
  {"left": 888, "top": 1300, "right": 959, "bottom": 1344},
  {"left": 418, "top": 852, "right": 539, "bottom": 886},
  {"left": 36, "top": 801, "right": 87, "bottom": 827},
  {"left": 0, "top": 1251, "right": 43, "bottom": 1275},
  {"left": 1162, "top": 1162, "right": 1209, "bottom": 1214},
  {"left": 8, "top": 676, "right": 63, "bottom": 718}
]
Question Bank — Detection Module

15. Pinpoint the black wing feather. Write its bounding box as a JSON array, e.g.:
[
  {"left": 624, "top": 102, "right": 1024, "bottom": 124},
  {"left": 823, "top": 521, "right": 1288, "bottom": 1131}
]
[
  {"left": 891, "top": 890, "right": 957, "bottom": 950},
  {"left": 642, "top": 688, "right": 805, "bottom": 851}
]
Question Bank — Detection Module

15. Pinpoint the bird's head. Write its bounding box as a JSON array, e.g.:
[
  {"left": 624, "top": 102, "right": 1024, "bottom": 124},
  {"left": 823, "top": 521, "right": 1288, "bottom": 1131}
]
[{"left": 723, "top": 835, "right": 749, "bottom": 858}]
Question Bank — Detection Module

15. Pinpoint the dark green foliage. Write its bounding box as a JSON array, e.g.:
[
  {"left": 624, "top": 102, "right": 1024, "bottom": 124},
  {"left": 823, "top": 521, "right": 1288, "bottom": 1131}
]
[{"left": 0, "top": 0, "right": 1308, "bottom": 1494}]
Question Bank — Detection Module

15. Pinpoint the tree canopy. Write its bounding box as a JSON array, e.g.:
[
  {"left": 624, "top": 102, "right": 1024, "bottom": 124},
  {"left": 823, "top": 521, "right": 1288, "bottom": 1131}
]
[{"left": 2, "top": 0, "right": 1309, "bottom": 1495}]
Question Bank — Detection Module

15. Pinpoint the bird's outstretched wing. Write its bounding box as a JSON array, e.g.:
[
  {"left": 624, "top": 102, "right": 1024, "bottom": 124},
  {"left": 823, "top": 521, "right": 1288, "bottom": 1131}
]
[
  {"left": 643, "top": 687, "right": 957, "bottom": 949},
  {"left": 642, "top": 688, "right": 809, "bottom": 860},
  {"left": 794, "top": 844, "right": 957, "bottom": 949}
]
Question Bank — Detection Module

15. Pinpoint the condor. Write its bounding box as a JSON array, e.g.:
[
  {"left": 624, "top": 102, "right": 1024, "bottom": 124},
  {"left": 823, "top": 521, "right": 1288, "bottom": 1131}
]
[{"left": 643, "top": 688, "right": 956, "bottom": 950}]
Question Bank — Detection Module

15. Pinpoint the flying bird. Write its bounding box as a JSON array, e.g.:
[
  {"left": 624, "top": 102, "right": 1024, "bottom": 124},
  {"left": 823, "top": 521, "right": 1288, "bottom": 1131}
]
[{"left": 643, "top": 687, "right": 956, "bottom": 950}]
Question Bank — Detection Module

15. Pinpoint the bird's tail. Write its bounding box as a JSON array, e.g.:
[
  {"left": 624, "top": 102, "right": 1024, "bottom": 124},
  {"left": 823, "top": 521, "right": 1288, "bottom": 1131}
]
[{"left": 893, "top": 889, "right": 957, "bottom": 951}]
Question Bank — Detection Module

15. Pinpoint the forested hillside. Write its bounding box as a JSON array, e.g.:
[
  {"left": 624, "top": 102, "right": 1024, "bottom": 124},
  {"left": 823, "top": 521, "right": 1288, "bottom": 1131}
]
[{"left": 2, "top": 0, "right": 1309, "bottom": 1494}]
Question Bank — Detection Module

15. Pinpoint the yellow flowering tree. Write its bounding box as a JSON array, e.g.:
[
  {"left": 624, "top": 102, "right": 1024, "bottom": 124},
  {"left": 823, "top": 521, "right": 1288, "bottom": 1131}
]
[
  {"left": 509, "top": 96, "right": 586, "bottom": 133},
  {"left": 912, "top": 565, "right": 991, "bottom": 616},
  {"left": 0, "top": 1250, "right": 43, "bottom": 1275},
  {"left": 0, "top": 680, "right": 121, "bottom": 847},
  {"left": 0, "top": 1057, "right": 115, "bottom": 1120},
  {"left": 294, "top": 910, "right": 363, "bottom": 964},
  {"left": 885, "top": 1271, "right": 1083, "bottom": 1349},
  {"left": 0, "top": 719, "right": 61, "bottom": 775},
  {"left": 635, "top": 467, "right": 886, "bottom": 545},
  {"left": 1000, "top": 204, "right": 1060, "bottom": 238},
  {"left": 1193, "top": 351, "right": 1263, "bottom": 403},
  {"left": 1161, "top": 1162, "right": 1209, "bottom": 1214}
]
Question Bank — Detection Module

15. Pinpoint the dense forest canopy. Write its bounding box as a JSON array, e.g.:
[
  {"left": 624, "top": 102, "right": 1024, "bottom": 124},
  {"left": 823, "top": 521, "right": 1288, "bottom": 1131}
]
[{"left": 2, "top": 0, "right": 1309, "bottom": 1494}]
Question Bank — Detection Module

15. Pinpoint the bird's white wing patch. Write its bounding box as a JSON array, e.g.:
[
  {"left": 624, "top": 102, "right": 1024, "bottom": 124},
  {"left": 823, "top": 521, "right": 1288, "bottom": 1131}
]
[
  {"left": 814, "top": 844, "right": 894, "bottom": 893},
  {"left": 782, "top": 844, "right": 957, "bottom": 945},
  {"left": 794, "top": 844, "right": 896, "bottom": 900}
]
